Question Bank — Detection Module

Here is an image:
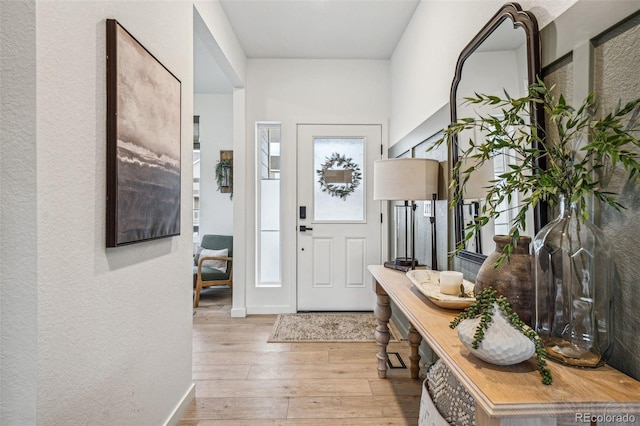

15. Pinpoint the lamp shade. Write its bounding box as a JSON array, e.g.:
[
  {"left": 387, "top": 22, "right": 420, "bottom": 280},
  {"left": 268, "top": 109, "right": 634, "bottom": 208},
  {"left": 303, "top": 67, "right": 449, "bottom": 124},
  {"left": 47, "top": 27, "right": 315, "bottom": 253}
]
[{"left": 373, "top": 158, "right": 439, "bottom": 201}]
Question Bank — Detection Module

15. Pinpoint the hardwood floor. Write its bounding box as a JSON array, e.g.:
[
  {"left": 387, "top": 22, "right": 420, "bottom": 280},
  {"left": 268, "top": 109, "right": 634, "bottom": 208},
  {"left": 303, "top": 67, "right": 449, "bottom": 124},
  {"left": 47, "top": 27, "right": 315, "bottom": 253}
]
[{"left": 180, "top": 287, "right": 423, "bottom": 425}]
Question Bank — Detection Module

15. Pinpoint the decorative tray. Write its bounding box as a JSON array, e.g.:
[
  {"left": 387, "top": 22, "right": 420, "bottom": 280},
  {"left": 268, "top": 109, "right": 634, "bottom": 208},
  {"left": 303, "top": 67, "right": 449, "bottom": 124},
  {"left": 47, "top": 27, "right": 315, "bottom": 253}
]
[{"left": 406, "top": 270, "right": 476, "bottom": 309}]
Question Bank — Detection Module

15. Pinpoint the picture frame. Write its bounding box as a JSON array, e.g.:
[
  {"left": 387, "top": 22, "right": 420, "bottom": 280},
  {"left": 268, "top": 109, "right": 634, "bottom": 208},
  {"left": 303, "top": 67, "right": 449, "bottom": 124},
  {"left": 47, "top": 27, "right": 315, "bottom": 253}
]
[{"left": 106, "top": 19, "right": 181, "bottom": 247}]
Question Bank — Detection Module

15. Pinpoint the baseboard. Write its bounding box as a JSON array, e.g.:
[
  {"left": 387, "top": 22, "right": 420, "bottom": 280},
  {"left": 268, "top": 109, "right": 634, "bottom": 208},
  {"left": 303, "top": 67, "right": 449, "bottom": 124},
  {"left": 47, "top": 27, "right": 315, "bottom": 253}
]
[
  {"left": 163, "top": 382, "right": 195, "bottom": 426},
  {"left": 230, "top": 307, "right": 247, "bottom": 318},
  {"left": 246, "top": 305, "right": 295, "bottom": 315}
]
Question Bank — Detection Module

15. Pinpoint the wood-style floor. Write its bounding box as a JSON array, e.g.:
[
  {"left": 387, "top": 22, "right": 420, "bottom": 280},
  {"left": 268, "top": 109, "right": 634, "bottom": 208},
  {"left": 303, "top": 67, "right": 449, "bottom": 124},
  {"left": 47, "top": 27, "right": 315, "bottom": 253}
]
[{"left": 180, "top": 287, "right": 423, "bottom": 425}]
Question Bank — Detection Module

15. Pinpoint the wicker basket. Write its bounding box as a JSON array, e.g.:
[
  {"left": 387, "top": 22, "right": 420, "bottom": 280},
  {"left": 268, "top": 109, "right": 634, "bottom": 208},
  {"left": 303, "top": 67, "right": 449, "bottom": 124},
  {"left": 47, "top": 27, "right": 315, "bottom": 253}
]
[{"left": 420, "top": 360, "right": 475, "bottom": 426}]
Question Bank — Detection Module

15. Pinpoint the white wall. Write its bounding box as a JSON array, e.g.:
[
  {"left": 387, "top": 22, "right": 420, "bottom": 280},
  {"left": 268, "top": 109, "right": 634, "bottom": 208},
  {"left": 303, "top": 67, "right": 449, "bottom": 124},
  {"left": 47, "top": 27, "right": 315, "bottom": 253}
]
[
  {"left": 245, "top": 59, "right": 389, "bottom": 314},
  {"left": 1, "top": 1, "right": 194, "bottom": 424},
  {"left": 390, "top": 0, "right": 577, "bottom": 145},
  {"left": 194, "top": 94, "right": 234, "bottom": 238},
  {"left": 194, "top": 1, "right": 246, "bottom": 87},
  {"left": 1, "top": 2, "right": 38, "bottom": 423}
]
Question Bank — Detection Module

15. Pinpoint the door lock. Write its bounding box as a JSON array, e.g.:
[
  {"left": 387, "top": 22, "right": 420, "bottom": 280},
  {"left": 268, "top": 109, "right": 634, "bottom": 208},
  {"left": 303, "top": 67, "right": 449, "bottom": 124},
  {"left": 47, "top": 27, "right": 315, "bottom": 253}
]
[{"left": 299, "top": 225, "right": 314, "bottom": 232}]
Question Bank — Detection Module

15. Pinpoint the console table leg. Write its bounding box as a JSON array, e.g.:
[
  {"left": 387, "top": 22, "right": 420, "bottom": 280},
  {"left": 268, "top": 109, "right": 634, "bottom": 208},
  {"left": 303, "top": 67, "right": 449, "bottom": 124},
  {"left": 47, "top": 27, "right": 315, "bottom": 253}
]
[
  {"left": 408, "top": 323, "right": 422, "bottom": 379},
  {"left": 374, "top": 282, "right": 391, "bottom": 379}
]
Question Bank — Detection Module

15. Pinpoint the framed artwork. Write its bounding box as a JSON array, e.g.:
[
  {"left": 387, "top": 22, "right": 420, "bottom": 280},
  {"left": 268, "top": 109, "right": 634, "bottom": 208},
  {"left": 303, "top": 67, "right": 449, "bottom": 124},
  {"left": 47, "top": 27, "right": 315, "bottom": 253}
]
[{"left": 106, "top": 19, "right": 181, "bottom": 247}]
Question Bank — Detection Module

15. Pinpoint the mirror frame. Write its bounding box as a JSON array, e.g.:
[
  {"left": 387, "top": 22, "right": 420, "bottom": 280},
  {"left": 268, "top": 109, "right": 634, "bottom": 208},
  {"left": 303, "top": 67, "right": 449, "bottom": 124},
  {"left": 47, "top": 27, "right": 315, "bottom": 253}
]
[{"left": 449, "top": 2, "right": 547, "bottom": 264}]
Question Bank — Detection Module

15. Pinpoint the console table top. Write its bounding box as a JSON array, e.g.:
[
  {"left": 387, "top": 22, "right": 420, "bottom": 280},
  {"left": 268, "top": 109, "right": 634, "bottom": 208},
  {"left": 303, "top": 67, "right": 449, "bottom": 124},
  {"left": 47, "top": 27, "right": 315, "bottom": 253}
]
[{"left": 368, "top": 265, "right": 640, "bottom": 418}]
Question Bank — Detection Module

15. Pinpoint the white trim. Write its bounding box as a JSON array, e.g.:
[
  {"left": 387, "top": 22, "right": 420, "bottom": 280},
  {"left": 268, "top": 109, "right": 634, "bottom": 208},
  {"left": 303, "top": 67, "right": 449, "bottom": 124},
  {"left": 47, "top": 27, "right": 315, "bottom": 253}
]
[
  {"left": 230, "top": 307, "right": 247, "bottom": 318},
  {"left": 163, "top": 383, "right": 195, "bottom": 426},
  {"left": 247, "top": 304, "right": 296, "bottom": 315},
  {"left": 232, "top": 88, "right": 247, "bottom": 318}
]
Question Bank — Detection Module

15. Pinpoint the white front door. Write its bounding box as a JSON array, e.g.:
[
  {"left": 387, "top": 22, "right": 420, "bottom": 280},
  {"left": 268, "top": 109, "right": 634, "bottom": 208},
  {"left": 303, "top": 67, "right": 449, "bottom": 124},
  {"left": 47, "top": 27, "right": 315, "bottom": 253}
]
[{"left": 297, "top": 124, "right": 382, "bottom": 311}]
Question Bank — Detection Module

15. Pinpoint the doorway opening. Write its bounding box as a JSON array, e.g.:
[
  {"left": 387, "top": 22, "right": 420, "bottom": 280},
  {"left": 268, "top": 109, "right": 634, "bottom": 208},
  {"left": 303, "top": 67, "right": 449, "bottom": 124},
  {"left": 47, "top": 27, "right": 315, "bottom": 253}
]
[{"left": 193, "top": 9, "right": 235, "bottom": 307}]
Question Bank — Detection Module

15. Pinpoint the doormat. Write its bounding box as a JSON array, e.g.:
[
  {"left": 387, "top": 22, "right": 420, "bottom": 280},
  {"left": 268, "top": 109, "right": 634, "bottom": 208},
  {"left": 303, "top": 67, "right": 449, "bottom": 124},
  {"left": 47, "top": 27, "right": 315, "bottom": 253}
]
[{"left": 267, "top": 313, "right": 398, "bottom": 343}]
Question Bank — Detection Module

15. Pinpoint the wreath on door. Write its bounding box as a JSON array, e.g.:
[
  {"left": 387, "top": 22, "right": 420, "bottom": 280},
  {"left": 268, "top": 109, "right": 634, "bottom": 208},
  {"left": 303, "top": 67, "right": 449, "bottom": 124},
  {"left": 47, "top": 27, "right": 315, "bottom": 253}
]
[{"left": 317, "top": 152, "right": 362, "bottom": 200}]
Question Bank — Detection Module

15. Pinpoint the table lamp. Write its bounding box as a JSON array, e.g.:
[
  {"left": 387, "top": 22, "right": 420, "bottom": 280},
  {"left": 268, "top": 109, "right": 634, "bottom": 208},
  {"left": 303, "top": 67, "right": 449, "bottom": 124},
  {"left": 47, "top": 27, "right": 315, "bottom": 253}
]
[{"left": 373, "top": 158, "right": 439, "bottom": 270}]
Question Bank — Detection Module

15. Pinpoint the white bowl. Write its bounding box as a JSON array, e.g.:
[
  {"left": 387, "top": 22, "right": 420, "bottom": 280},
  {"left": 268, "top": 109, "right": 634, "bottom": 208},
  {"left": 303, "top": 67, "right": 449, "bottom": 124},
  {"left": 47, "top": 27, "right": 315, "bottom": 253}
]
[{"left": 406, "top": 270, "right": 475, "bottom": 309}]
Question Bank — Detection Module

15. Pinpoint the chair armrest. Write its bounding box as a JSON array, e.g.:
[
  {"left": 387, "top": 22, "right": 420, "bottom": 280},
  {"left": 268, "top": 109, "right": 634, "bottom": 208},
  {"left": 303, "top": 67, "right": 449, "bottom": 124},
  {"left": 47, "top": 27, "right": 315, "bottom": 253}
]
[
  {"left": 198, "top": 256, "right": 232, "bottom": 264},
  {"left": 197, "top": 256, "right": 233, "bottom": 274}
]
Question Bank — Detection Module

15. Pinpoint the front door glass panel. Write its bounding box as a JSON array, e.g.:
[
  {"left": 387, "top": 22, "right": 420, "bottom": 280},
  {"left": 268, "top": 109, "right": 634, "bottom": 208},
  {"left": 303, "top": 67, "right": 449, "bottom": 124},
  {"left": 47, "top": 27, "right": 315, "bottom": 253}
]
[{"left": 313, "top": 137, "right": 365, "bottom": 222}]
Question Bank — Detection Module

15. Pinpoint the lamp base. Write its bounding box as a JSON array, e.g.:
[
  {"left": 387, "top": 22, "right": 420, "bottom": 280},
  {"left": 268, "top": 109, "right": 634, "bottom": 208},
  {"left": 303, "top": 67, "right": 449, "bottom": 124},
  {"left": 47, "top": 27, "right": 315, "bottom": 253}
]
[
  {"left": 391, "top": 257, "right": 417, "bottom": 267},
  {"left": 384, "top": 259, "right": 423, "bottom": 272}
]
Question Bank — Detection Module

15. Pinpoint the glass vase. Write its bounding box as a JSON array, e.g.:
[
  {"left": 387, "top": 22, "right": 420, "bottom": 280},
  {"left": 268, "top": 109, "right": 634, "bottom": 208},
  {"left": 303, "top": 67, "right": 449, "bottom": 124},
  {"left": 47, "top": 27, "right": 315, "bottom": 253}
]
[{"left": 533, "top": 195, "right": 612, "bottom": 367}]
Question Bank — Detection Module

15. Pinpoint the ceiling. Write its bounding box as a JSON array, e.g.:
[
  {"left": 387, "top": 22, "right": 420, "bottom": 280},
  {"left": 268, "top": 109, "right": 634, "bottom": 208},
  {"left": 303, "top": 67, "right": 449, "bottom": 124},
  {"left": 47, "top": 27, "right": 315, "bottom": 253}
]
[{"left": 194, "top": 0, "right": 420, "bottom": 94}]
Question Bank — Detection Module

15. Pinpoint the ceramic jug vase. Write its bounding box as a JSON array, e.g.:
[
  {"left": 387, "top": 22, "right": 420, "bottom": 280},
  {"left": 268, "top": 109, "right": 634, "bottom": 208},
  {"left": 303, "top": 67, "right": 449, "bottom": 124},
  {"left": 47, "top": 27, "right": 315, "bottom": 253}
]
[{"left": 475, "top": 235, "right": 534, "bottom": 326}]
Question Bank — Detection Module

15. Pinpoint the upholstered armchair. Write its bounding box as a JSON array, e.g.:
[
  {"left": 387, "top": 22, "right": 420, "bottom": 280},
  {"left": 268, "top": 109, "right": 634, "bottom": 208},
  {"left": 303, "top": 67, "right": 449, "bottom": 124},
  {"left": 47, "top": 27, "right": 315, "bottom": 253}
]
[{"left": 193, "top": 234, "right": 233, "bottom": 307}]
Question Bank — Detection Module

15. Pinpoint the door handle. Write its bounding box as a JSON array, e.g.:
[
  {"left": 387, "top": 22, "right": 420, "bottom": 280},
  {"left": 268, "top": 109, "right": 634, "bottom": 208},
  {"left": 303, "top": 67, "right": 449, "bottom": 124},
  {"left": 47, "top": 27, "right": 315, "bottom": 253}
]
[{"left": 299, "top": 225, "right": 314, "bottom": 232}]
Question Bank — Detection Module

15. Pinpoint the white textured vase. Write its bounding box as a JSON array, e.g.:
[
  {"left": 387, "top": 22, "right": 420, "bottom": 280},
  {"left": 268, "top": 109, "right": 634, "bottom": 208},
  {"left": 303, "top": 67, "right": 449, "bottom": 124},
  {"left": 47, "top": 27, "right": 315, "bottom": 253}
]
[{"left": 457, "top": 302, "right": 535, "bottom": 365}]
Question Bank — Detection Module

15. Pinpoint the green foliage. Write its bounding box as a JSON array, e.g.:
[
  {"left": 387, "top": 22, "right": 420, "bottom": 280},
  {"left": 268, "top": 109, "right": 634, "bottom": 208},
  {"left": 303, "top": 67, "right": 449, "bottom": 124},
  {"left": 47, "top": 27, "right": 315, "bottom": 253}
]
[
  {"left": 317, "top": 152, "right": 362, "bottom": 200},
  {"left": 432, "top": 79, "right": 640, "bottom": 264},
  {"left": 450, "top": 287, "right": 552, "bottom": 385}
]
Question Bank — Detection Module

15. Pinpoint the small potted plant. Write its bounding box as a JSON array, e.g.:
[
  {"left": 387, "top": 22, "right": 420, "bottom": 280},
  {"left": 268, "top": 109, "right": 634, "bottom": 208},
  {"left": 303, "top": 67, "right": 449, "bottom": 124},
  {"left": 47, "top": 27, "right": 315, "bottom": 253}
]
[
  {"left": 215, "top": 158, "right": 233, "bottom": 199},
  {"left": 450, "top": 287, "right": 553, "bottom": 385}
]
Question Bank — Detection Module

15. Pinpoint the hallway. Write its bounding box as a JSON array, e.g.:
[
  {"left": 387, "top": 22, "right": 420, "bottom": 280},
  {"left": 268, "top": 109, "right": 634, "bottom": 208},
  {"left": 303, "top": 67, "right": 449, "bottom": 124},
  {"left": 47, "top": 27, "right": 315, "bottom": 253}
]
[{"left": 180, "top": 287, "right": 422, "bottom": 424}]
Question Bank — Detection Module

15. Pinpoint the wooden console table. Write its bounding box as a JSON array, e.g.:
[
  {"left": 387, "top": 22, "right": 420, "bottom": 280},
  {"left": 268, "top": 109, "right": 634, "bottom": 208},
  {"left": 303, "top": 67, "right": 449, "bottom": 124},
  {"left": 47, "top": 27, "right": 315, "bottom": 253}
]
[{"left": 369, "top": 265, "right": 640, "bottom": 425}]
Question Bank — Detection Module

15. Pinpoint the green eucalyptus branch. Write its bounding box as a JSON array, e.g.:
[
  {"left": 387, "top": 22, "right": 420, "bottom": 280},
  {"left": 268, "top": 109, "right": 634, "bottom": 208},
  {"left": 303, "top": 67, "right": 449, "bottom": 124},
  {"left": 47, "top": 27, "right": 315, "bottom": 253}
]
[
  {"left": 450, "top": 287, "right": 553, "bottom": 385},
  {"left": 431, "top": 79, "right": 640, "bottom": 265}
]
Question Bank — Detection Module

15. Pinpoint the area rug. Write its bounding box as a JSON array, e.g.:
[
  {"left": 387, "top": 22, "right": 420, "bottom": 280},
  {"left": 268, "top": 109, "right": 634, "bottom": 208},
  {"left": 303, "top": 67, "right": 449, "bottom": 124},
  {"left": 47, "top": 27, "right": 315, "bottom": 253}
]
[{"left": 267, "top": 313, "right": 397, "bottom": 343}]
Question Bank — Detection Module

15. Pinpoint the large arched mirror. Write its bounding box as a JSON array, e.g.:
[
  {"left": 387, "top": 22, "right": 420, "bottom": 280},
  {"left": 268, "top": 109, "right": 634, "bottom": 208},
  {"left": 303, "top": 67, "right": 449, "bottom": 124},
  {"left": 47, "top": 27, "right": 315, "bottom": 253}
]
[{"left": 450, "top": 2, "right": 546, "bottom": 264}]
